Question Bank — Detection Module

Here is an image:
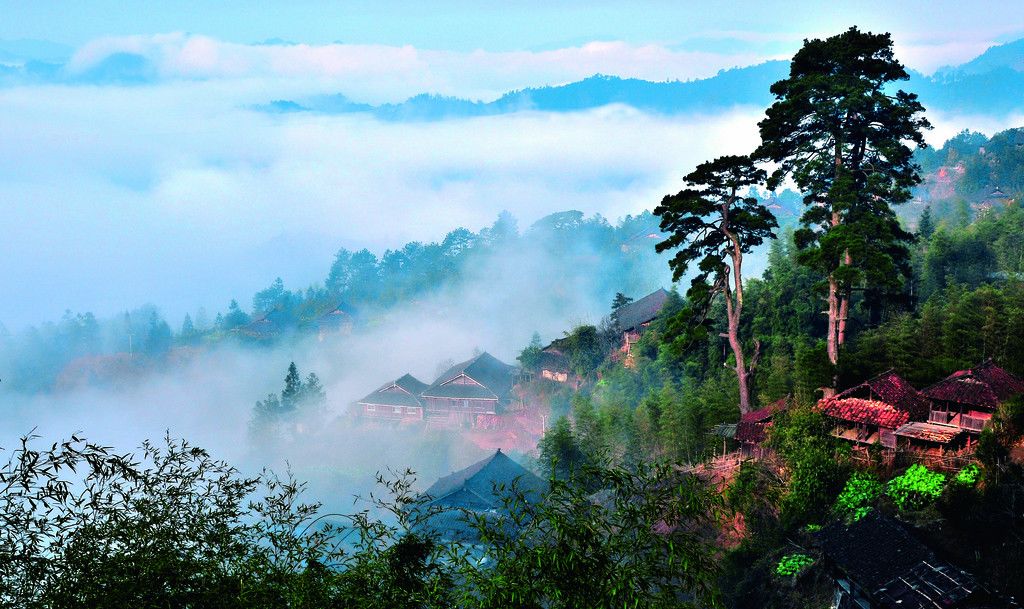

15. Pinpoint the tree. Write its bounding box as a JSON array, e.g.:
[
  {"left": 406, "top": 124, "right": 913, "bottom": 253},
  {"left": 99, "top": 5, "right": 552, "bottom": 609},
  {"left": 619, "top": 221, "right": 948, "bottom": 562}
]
[
  {"left": 917, "top": 206, "right": 935, "bottom": 240},
  {"left": 223, "top": 299, "right": 250, "bottom": 330},
  {"left": 301, "top": 372, "right": 326, "bottom": 410},
  {"left": 757, "top": 27, "right": 930, "bottom": 394},
  {"left": 654, "top": 155, "right": 776, "bottom": 414},
  {"left": 609, "top": 292, "right": 633, "bottom": 330},
  {"left": 517, "top": 332, "right": 544, "bottom": 372},
  {"left": 143, "top": 311, "right": 172, "bottom": 358},
  {"left": 281, "top": 362, "right": 302, "bottom": 411}
]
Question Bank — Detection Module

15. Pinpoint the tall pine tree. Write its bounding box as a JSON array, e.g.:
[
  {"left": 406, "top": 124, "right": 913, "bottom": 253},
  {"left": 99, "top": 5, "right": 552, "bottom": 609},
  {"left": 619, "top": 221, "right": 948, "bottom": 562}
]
[{"left": 757, "top": 27, "right": 930, "bottom": 394}]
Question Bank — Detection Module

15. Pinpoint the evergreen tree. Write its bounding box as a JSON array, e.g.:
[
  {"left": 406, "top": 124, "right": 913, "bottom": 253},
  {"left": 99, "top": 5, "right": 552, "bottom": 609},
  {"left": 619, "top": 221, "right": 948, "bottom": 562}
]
[
  {"left": 517, "top": 332, "right": 544, "bottom": 371},
  {"left": 918, "top": 206, "right": 935, "bottom": 240},
  {"left": 609, "top": 292, "right": 633, "bottom": 330},
  {"left": 223, "top": 299, "right": 250, "bottom": 330},
  {"left": 757, "top": 27, "right": 930, "bottom": 393},
  {"left": 281, "top": 362, "right": 302, "bottom": 411},
  {"left": 301, "top": 372, "right": 327, "bottom": 409},
  {"left": 179, "top": 314, "right": 197, "bottom": 346},
  {"left": 655, "top": 155, "right": 776, "bottom": 413},
  {"left": 144, "top": 311, "right": 172, "bottom": 358}
]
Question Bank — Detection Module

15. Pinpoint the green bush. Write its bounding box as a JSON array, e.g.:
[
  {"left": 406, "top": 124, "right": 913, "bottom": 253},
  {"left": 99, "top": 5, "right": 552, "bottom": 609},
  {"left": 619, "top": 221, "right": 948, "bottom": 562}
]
[
  {"left": 775, "top": 553, "right": 815, "bottom": 577},
  {"left": 955, "top": 463, "right": 981, "bottom": 486},
  {"left": 834, "top": 471, "right": 883, "bottom": 521},
  {"left": 886, "top": 465, "right": 946, "bottom": 510}
]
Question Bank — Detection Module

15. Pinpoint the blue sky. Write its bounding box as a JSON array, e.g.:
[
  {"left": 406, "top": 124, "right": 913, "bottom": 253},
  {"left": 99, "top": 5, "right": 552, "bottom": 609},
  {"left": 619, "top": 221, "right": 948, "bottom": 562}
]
[
  {"left": 4, "top": 1, "right": 1023, "bottom": 55},
  {"left": 2, "top": 2, "right": 1024, "bottom": 330}
]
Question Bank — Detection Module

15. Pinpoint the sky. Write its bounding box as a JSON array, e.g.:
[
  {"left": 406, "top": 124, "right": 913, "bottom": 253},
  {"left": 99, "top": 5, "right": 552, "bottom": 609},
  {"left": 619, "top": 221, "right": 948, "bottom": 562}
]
[{"left": 2, "top": 2, "right": 1024, "bottom": 330}]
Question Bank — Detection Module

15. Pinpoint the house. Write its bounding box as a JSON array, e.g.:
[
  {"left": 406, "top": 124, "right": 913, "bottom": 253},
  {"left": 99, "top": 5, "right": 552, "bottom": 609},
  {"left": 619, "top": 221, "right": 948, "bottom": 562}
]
[
  {"left": 892, "top": 421, "right": 970, "bottom": 457},
  {"left": 538, "top": 345, "right": 572, "bottom": 384},
  {"left": 818, "top": 371, "right": 930, "bottom": 448},
  {"left": 414, "top": 450, "right": 547, "bottom": 544},
  {"left": 355, "top": 373, "right": 429, "bottom": 423},
  {"left": 237, "top": 308, "right": 292, "bottom": 341},
  {"left": 420, "top": 352, "right": 519, "bottom": 426},
  {"left": 316, "top": 304, "right": 354, "bottom": 341},
  {"left": 924, "top": 360, "right": 1024, "bottom": 434},
  {"left": 614, "top": 288, "right": 670, "bottom": 365},
  {"left": 734, "top": 396, "right": 789, "bottom": 458},
  {"left": 816, "top": 511, "right": 998, "bottom": 609}
]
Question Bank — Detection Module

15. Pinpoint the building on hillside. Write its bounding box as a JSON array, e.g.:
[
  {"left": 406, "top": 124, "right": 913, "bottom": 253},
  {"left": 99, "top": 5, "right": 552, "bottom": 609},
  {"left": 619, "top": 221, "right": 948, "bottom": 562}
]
[
  {"left": 414, "top": 450, "right": 547, "bottom": 544},
  {"left": 355, "top": 373, "right": 429, "bottom": 423},
  {"left": 924, "top": 359, "right": 1024, "bottom": 434},
  {"left": 892, "top": 421, "right": 970, "bottom": 457},
  {"left": 818, "top": 371, "right": 930, "bottom": 448},
  {"left": 237, "top": 308, "right": 291, "bottom": 341},
  {"left": 734, "top": 396, "right": 789, "bottom": 458},
  {"left": 816, "top": 511, "right": 996, "bottom": 609},
  {"left": 538, "top": 344, "right": 572, "bottom": 384},
  {"left": 420, "top": 352, "right": 519, "bottom": 426},
  {"left": 615, "top": 288, "right": 670, "bottom": 366},
  {"left": 316, "top": 304, "right": 354, "bottom": 341}
]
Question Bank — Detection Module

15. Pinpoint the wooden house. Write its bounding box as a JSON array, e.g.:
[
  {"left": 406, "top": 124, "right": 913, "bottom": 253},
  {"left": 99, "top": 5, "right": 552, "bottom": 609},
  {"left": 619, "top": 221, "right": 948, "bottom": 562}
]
[
  {"left": 414, "top": 450, "right": 547, "bottom": 544},
  {"left": 817, "top": 511, "right": 991, "bottom": 609},
  {"left": 924, "top": 360, "right": 1024, "bottom": 434},
  {"left": 892, "top": 421, "right": 969, "bottom": 457},
  {"left": 734, "top": 396, "right": 789, "bottom": 458},
  {"left": 316, "top": 304, "right": 354, "bottom": 341},
  {"left": 538, "top": 345, "right": 571, "bottom": 384},
  {"left": 420, "top": 352, "right": 519, "bottom": 427},
  {"left": 818, "top": 371, "right": 930, "bottom": 448},
  {"left": 355, "top": 373, "right": 429, "bottom": 423},
  {"left": 615, "top": 288, "right": 670, "bottom": 365}
]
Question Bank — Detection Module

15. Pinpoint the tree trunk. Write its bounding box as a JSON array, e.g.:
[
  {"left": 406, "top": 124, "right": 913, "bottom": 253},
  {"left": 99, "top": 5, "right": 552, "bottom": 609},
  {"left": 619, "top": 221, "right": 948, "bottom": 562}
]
[
  {"left": 723, "top": 192, "right": 753, "bottom": 414},
  {"left": 837, "top": 251, "right": 852, "bottom": 347}
]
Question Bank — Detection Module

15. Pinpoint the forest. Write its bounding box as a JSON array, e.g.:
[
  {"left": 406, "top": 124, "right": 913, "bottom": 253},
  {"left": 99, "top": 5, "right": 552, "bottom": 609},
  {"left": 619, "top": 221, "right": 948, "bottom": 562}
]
[{"left": 3, "top": 26, "right": 1024, "bottom": 609}]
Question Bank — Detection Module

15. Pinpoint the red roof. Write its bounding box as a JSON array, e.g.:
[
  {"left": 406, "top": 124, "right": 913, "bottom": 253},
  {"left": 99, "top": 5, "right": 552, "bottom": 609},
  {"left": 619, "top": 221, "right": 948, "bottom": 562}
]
[
  {"left": 832, "top": 370, "right": 930, "bottom": 421},
  {"left": 818, "top": 397, "right": 910, "bottom": 429},
  {"left": 735, "top": 396, "right": 790, "bottom": 444},
  {"left": 924, "top": 360, "right": 1024, "bottom": 409}
]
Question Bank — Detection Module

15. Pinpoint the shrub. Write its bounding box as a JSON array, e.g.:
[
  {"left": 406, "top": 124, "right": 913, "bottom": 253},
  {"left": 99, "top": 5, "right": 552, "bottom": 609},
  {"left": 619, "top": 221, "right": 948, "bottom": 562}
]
[
  {"left": 775, "top": 553, "right": 814, "bottom": 577},
  {"left": 955, "top": 463, "right": 981, "bottom": 486},
  {"left": 834, "top": 471, "right": 883, "bottom": 521},
  {"left": 886, "top": 465, "right": 946, "bottom": 510}
]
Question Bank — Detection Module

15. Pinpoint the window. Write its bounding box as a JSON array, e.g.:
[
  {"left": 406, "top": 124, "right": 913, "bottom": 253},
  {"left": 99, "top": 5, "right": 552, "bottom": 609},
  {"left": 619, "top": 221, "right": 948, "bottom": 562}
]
[{"left": 366, "top": 405, "right": 375, "bottom": 412}]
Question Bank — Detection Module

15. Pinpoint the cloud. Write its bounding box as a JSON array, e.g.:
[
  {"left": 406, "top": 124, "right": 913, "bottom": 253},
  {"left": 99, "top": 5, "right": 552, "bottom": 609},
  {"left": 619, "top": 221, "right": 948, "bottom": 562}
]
[
  {"left": 65, "top": 34, "right": 777, "bottom": 102},
  {"left": 0, "top": 77, "right": 764, "bottom": 330}
]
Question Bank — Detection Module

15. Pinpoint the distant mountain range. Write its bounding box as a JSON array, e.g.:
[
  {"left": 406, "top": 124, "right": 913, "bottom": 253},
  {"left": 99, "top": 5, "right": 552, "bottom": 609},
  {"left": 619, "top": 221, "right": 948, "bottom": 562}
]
[{"left": 254, "top": 38, "right": 1024, "bottom": 120}]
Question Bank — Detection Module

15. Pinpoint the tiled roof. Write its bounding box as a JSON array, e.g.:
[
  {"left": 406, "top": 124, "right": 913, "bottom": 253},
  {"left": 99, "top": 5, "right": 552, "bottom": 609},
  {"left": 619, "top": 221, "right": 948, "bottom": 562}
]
[
  {"left": 735, "top": 396, "right": 789, "bottom": 444},
  {"left": 923, "top": 361, "right": 1024, "bottom": 409},
  {"left": 422, "top": 352, "right": 517, "bottom": 401},
  {"left": 818, "top": 397, "right": 910, "bottom": 429},
  {"left": 615, "top": 288, "right": 670, "bottom": 332},
  {"left": 833, "top": 370, "right": 931, "bottom": 421},
  {"left": 356, "top": 373, "right": 428, "bottom": 408},
  {"left": 817, "top": 512, "right": 977, "bottom": 609}
]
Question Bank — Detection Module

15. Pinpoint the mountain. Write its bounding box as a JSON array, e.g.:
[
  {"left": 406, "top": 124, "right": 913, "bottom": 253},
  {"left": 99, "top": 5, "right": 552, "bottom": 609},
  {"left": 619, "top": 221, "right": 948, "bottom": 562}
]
[{"left": 256, "top": 38, "right": 1024, "bottom": 121}]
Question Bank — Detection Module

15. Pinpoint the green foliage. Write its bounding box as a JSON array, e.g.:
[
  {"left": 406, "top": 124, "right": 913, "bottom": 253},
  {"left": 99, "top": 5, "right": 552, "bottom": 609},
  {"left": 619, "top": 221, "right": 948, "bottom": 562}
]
[
  {"left": 775, "top": 554, "right": 814, "bottom": 577},
  {"left": 955, "top": 464, "right": 981, "bottom": 486},
  {"left": 886, "top": 464, "right": 946, "bottom": 511},
  {"left": 834, "top": 472, "right": 883, "bottom": 521},
  {"left": 768, "top": 402, "right": 848, "bottom": 525},
  {"left": 464, "top": 460, "right": 724, "bottom": 609},
  {"left": 517, "top": 331, "right": 544, "bottom": 371}
]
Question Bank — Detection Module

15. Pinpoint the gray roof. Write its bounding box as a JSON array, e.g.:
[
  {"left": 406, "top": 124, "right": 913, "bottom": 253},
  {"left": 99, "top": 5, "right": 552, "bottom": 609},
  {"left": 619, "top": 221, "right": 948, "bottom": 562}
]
[
  {"left": 356, "top": 373, "right": 428, "bottom": 408},
  {"left": 415, "top": 450, "right": 547, "bottom": 544},
  {"left": 615, "top": 288, "right": 670, "bottom": 331},
  {"left": 421, "top": 352, "right": 518, "bottom": 401}
]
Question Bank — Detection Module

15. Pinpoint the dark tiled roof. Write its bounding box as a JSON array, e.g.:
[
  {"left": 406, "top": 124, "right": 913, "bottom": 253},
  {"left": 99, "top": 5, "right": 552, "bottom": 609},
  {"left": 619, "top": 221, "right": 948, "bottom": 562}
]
[
  {"left": 615, "top": 288, "right": 670, "bottom": 332},
  {"left": 819, "top": 397, "right": 910, "bottom": 429},
  {"left": 356, "top": 373, "right": 428, "bottom": 408},
  {"left": 818, "top": 512, "right": 976, "bottom": 609},
  {"left": 893, "top": 421, "right": 964, "bottom": 444},
  {"left": 538, "top": 349, "right": 569, "bottom": 373},
  {"left": 924, "top": 361, "right": 1024, "bottom": 409},
  {"left": 422, "top": 352, "right": 517, "bottom": 401},
  {"left": 734, "top": 396, "right": 789, "bottom": 444},
  {"left": 316, "top": 306, "right": 352, "bottom": 327},
  {"left": 423, "top": 450, "right": 545, "bottom": 505},
  {"left": 834, "top": 370, "right": 931, "bottom": 421}
]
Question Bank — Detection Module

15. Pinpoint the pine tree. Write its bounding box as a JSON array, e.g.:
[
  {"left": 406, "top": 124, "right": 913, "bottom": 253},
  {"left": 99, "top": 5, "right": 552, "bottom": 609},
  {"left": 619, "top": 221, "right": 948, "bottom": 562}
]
[
  {"left": 281, "top": 362, "right": 302, "bottom": 411},
  {"left": 654, "top": 155, "right": 776, "bottom": 413},
  {"left": 757, "top": 27, "right": 930, "bottom": 394},
  {"left": 918, "top": 206, "right": 935, "bottom": 240},
  {"left": 301, "top": 372, "right": 326, "bottom": 409}
]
